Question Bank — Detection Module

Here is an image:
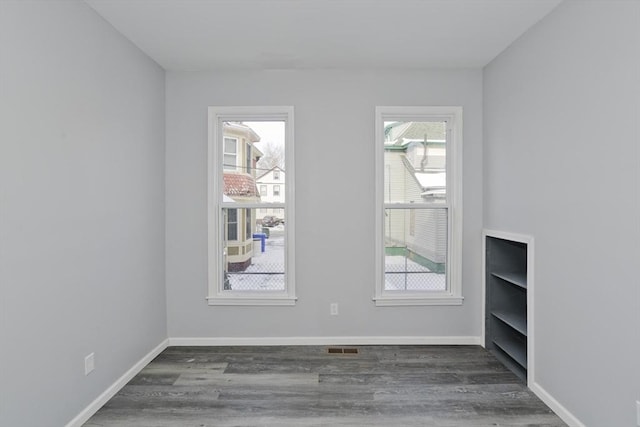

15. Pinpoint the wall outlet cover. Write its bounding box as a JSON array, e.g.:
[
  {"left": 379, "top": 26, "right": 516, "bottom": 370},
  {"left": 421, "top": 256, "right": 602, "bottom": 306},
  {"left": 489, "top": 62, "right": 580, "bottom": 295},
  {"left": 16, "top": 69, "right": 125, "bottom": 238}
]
[{"left": 330, "top": 303, "right": 338, "bottom": 315}]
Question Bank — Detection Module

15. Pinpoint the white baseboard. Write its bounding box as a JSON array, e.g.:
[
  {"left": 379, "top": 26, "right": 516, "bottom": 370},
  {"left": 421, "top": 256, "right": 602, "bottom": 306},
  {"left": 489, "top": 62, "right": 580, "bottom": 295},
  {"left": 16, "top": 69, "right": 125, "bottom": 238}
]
[
  {"left": 65, "top": 338, "right": 169, "bottom": 427},
  {"left": 168, "top": 336, "right": 482, "bottom": 346},
  {"left": 530, "top": 381, "right": 586, "bottom": 427}
]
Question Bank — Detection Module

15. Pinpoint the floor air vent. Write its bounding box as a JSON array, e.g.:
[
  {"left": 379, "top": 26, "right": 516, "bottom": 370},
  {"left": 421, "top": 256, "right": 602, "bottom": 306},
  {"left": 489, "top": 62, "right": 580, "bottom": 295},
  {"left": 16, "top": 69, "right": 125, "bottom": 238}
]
[{"left": 327, "top": 347, "right": 359, "bottom": 355}]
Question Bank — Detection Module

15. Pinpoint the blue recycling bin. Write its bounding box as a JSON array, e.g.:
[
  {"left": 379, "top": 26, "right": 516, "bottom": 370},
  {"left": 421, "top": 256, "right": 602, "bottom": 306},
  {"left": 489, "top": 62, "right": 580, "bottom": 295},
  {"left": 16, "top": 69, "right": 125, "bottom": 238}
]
[{"left": 252, "top": 233, "right": 267, "bottom": 252}]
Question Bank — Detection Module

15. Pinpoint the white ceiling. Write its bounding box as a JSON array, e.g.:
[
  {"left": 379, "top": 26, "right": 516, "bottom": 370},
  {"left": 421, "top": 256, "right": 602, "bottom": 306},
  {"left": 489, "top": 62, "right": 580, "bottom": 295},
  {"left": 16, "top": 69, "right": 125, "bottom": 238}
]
[{"left": 85, "top": 0, "right": 562, "bottom": 71}]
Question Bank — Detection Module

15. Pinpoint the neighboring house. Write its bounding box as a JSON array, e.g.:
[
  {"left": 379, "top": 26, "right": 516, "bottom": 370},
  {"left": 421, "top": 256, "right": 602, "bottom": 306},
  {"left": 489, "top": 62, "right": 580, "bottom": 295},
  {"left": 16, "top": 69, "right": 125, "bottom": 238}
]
[
  {"left": 384, "top": 121, "right": 447, "bottom": 272},
  {"left": 255, "top": 166, "right": 285, "bottom": 220},
  {"left": 222, "top": 122, "right": 263, "bottom": 272}
]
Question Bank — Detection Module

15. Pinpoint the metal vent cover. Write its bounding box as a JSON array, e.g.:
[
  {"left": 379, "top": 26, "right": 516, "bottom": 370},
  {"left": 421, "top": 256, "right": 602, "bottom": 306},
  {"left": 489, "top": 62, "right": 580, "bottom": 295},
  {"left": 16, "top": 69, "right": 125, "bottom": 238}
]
[{"left": 327, "top": 347, "right": 359, "bottom": 355}]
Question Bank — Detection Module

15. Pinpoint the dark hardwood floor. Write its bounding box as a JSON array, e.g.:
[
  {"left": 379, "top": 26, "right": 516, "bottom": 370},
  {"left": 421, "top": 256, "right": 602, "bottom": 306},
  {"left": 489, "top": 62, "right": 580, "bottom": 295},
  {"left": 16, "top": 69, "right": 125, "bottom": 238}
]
[{"left": 84, "top": 345, "right": 566, "bottom": 426}]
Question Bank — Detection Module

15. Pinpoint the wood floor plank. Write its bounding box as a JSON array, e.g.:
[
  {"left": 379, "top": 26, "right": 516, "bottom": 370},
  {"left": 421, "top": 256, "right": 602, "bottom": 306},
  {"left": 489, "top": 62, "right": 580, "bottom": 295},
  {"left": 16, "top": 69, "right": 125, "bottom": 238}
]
[{"left": 84, "top": 345, "right": 567, "bottom": 426}]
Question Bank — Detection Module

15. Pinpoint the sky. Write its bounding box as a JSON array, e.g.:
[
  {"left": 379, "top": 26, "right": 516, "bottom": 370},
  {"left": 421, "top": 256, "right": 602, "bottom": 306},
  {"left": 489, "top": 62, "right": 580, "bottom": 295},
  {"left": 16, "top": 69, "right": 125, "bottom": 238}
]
[{"left": 244, "top": 121, "right": 285, "bottom": 148}]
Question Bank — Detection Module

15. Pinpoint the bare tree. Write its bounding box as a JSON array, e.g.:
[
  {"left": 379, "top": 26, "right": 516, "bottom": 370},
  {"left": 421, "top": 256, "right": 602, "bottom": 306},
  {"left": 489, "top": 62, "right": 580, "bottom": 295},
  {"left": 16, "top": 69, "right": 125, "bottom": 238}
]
[{"left": 256, "top": 141, "right": 284, "bottom": 172}]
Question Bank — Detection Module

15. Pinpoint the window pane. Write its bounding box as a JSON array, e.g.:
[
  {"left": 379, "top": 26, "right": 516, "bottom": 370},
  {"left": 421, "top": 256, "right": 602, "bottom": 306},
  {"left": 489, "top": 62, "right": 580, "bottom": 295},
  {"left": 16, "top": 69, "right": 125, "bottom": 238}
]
[
  {"left": 245, "top": 208, "right": 252, "bottom": 240},
  {"left": 226, "top": 208, "right": 238, "bottom": 241},
  {"left": 384, "top": 208, "right": 447, "bottom": 291},
  {"left": 221, "top": 121, "right": 286, "bottom": 204},
  {"left": 223, "top": 154, "right": 236, "bottom": 171},
  {"left": 224, "top": 137, "right": 237, "bottom": 153},
  {"left": 384, "top": 121, "right": 446, "bottom": 204},
  {"left": 223, "top": 208, "right": 285, "bottom": 291}
]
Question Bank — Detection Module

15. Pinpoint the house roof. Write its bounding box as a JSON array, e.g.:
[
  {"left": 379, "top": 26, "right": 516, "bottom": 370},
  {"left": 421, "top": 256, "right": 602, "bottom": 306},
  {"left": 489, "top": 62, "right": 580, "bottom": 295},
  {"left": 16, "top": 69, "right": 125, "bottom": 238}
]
[
  {"left": 385, "top": 121, "right": 446, "bottom": 145},
  {"left": 400, "top": 155, "right": 446, "bottom": 197},
  {"left": 223, "top": 173, "right": 259, "bottom": 198},
  {"left": 224, "top": 122, "right": 261, "bottom": 143},
  {"left": 415, "top": 171, "right": 446, "bottom": 191}
]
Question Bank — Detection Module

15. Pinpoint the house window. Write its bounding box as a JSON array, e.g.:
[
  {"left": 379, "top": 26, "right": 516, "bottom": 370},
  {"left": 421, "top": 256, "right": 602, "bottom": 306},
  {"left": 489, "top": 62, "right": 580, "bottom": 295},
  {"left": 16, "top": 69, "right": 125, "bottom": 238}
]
[
  {"left": 374, "top": 106, "right": 463, "bottom": 306},
  {"left": 208, "top": 106, "right": 295, "bottom": 306},
  {"left": 226, "top": 208, "right": 238, "bottom": 241},
  {"left": 245, "top": 208, "right": 252, "bottom": 240},
  {"left": 273, "top": 170, "right": 280, "bottom": 180},
  {"left": 273, "top": 185, "right": 280, "bottom": 197},
  {"left": 223, "top": 137, "right": 237, "bottom": 170}
]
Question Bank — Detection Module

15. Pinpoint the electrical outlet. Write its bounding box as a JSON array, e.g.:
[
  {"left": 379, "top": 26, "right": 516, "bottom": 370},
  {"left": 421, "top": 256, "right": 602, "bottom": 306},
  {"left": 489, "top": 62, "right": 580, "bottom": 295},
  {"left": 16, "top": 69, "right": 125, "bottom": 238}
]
[
  {"left": 636, "top": 400, "right": 640, "bottom": 426},
  {"left": 330, "top": 303, "right": 338, "bottom": 316},
  {"left": 84, "top": 353, "right": 95, "bottom": 375}
]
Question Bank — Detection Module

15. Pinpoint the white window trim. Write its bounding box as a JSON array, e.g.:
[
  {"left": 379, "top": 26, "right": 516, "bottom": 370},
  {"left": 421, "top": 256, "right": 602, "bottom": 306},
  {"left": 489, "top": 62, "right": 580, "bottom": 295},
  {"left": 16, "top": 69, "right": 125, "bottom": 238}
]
[
  {"left": 207, "top": 106, "right": 296, "bottom": 306},
  {"left": 374, "top": 106, "right": 463, "bottom": 306}
]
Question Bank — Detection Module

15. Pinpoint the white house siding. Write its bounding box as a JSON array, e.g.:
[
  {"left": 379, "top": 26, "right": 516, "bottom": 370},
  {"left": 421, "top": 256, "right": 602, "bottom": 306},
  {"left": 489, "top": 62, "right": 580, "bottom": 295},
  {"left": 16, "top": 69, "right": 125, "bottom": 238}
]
[
  {"left": 255, "top": 167, "right": 285, "bottom": 217},
  {"left": 385, "top": 151, "right": 447, "bottom": 270},
  {"left": 409, "top": 208, "right": 447, "bottom": 265}
]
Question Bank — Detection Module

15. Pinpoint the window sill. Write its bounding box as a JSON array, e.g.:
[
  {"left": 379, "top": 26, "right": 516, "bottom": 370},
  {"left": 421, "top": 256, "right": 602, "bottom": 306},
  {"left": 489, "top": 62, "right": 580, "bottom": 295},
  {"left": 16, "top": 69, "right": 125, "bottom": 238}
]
[
  {"left": 373, "top": 295, "right": 464, "bottom": 306},
  {"left": 207, "top": 296, "right": 297, "bottom": 306}
]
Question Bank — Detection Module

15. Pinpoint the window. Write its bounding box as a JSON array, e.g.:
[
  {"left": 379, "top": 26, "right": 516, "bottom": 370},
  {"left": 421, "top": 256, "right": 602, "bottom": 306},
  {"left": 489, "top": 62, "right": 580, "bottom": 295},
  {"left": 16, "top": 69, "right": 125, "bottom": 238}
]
[
  {"left": 245, "top": 208, "right": 252, "bottom": 240},
  {"left": 227, "top": 208, "right": 238, "bottom": 241},
  {"left": 374, "top": 106, "right": 463, "bottom": 306},
  {"left": 273, "top": 170, "right": 280, "bottom": 180},
  {"left": 208, "top": 106, "right": 295, "bottom": 305},
  {"left": 273, "top": 185, "right": 280, "bottom": 197},
  {"left": 223, "top": 137, "right": 237, "bottom": 170}
]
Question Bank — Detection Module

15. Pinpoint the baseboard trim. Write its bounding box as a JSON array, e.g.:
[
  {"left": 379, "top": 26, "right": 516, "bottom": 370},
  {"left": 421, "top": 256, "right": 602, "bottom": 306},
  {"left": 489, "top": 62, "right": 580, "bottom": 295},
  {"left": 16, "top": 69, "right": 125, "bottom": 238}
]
[
  {"left": 168, "top": 336, "right": 482, "bottom": 346},
  {"left": 530, "top": 381, "right": 586, "bottom": 427},
  {"left": 65, "top": 338, "right": 169, "bottom": 427}
]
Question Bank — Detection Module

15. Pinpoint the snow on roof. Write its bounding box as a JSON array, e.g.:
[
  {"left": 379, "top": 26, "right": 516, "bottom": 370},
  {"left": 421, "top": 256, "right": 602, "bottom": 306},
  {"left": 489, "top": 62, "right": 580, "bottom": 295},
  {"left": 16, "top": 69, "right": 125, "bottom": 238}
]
[
  {"left": 415, "top": 171, "right": 446, "bottom": 190},
  {"left": 385, "top": 121, "right": 446, "bottom": 143},
  {"left": 223, "top": 122, "right": 261, "bottom": 143}
]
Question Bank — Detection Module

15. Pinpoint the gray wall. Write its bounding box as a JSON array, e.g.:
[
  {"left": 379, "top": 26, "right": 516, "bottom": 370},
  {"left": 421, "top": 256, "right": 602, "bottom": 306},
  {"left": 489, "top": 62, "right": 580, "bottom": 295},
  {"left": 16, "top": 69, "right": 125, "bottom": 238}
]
[
  {"left": 0, "top": 2, "right": 167, "bottom": 426},
  {"left": 483, "top": 1, "right": 640, "bottom": 425},
  {"left": 165, "top": 70, "right": 483, "bottom": 339}
]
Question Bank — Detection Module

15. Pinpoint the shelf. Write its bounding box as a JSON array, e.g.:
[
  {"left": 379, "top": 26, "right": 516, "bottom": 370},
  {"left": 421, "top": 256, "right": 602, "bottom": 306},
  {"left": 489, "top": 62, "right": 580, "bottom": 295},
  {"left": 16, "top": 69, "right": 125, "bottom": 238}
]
[
  {"left": 485, "top": 232, "right": 530, "bottom": 381},
  {"left": 491, "top": 310, "right": 527, "bottom": 336},
  {"left": 491, "top": 348, "right": 527, "bottom": 382},
  {"left": 491, "top": 271, "right": 526, "bottom": 289},
  {"left": 493, "top": 337, "right": 527, "bottom": 368}
]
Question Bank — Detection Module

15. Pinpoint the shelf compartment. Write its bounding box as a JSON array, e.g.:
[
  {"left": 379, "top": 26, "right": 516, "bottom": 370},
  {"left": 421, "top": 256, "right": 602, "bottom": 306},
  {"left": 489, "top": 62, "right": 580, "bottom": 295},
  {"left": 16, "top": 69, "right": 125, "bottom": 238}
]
[
  {"left": 492, "top": 336, "right": 527, "bottom": 369},
  {"left": 491, "top": 271, "right": 526, "bottom": 289},
  {"left": 491, "top": 347, "right": 527, "bottom": 382},
  {"left": 491, "top": 310, "right": 527, "bottom": 336}
]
